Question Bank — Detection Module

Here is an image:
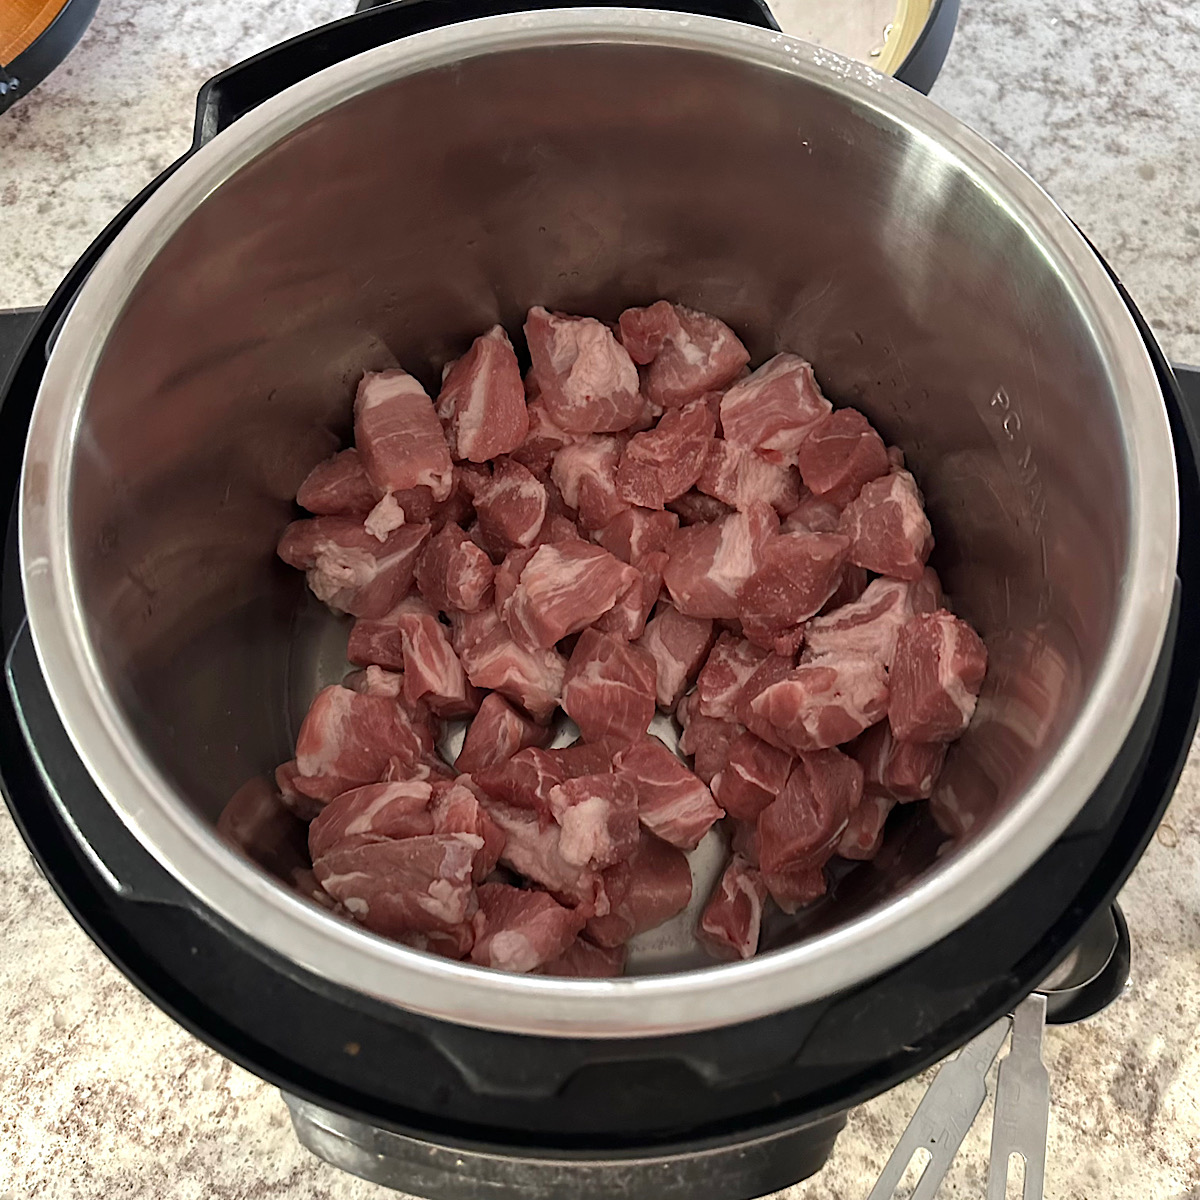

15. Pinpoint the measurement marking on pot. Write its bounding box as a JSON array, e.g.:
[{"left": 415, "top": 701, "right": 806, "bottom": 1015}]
[{"left": 990, "top": 387, "right": 1047, "bottom": 535}]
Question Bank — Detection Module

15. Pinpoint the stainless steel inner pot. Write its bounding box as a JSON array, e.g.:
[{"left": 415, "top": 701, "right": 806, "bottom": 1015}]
[{"left": 19, "top": 10, "right": 1177, "bottom": 1037}]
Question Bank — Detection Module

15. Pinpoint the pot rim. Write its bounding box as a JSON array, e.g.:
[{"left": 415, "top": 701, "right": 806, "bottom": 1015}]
[{"left": 18, "top": 8, "right": 1178, "bottom": 1038}]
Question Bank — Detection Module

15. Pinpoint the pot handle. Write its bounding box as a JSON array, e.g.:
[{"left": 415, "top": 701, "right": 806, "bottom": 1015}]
[{"left": 192, "top": 0, "right": 779, "bottom": 146}]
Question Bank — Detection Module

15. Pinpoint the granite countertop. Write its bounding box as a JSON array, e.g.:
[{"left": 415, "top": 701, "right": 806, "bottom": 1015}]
[{"left": 3, "top": 2, "right": 1200, "bottom": 1197}]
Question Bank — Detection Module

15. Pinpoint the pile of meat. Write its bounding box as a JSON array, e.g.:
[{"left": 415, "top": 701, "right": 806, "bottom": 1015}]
[{"left": 220, "top": 301, "right": 987, "bottom": 975}]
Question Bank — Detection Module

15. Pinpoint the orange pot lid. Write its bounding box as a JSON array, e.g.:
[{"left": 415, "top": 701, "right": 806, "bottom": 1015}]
[{"left": 0, "top": 0, "right": 69, "bottom": 65}]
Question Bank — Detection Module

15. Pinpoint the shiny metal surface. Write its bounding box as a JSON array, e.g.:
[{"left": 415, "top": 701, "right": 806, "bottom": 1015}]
[{"left": 20, "top": 11, "right": 1177, "bottom": 1035}]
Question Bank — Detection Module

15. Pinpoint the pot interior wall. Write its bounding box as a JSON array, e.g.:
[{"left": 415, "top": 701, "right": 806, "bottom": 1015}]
[{"left": 68, "top": 39, "right": 1124, "bottom": 958}]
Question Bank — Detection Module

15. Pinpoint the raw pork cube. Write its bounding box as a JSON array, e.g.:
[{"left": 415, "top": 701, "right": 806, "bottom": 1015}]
[
  {"left": 731, "top": 652, "right": 796, "bottom": 728},
  {"left": 711, "top": 731, "right": 793, "bottom": 821},
  {"left": 796, "top": 409, "right": 889, "bottom": 507},
  {"left": 354, "top": 370, "right": 454, "bottom": 500},
  {"left": 889, "top": 611, "right": 988, "bottom": 742},
  {"left": 738, "top": 532, "right": 851, "bottom": 654},
  {"left": 297, "top": 447, "right": 379, "bottom": 515},
  {"left": 561, "top": 628, "right": 657, "bottom": 747},
  {"left": 512, "top": 398, "right": 582, "bottom": 475},
  {"left": 471, "top": 457, "right": 548, "bottom": 551},
  {"left": 614, "top": 398, "right": 715, "bottom": 509},
  {"left": 390, "top": 598, "right": 480, "bottom": 717},
  {"left": 851, "top": 720, "right": 947, "bottom": 801},
  {"left": 549, "top": 773, "right": 640, "bottom": 869},
  {"left": 217, "top": 778, "right": 310, "bottom": 878},
  {"left": 823, "top": 563, "right": 870, "bottom": 613},
  {"left": 432, "top": 783, "right": 507, "bottom": 881},
  {"left": 275, "top": 759, "right": 323, "bottom": 821},
  {"left": 615, "top": 735, "right": 724, "bottom": 849},
  {"left": 667, "top": 489, "right": 734, "bottom": 527},
  {"left": 435, "top": 325, "right": 529, "bottom": 462},
  {"left": 550, "top": 435, "right": 629, "bottom": 531},
  {"left": 719, "top": 354, "right": 832, "bottom": 463},
  {"left": 307, "top": 779, "right": 435, "bottom": 861},
  {"left": 504, "top": 541, "right": 640, "bottom": 650},
  {"left": 415, "top": 523, "right": 495, "bottom": 615},
  {"left": 479, "top": 799, "right": 603, "bottom": 910},
  {"left": 585, "top": 829, "right": 693, "bottom": 947},
  {"left": 277, "top": 517, "right": 431, "bottom": 619},
  {"left": 838, "top": 470, "right": 933, "bottom": 581},
  {"left": 638, "top": 603, "right": 714, "bottom": 709},
  {"left": 677, "top": 695, "right": 742, "bottom": 784},
  {"left": 293, "top": 685, "right": 433, "bottom": 801},
  {"left": 469, "top": 883, "right": 584, "bottom": 973},
  {"left": 745, "top": 652, "right": 889, "bottom": 753},
  {"left": 454, "top": 692, "right": 552, "bottom": 774},
  {"left": 804, "top": 572, "right": 941, "bottom": 668},
  {"left": 662, "top": 501, "right": 778, "bottom": 619},
  {"left": 312, "top": 832, "right": 481, "bottom": 936},
  {"left": 540, "top": 938, "right": 627, "bottom": 977},
  {"left": 836, "top": 792, "right": 896, "bottom": 861},
  {"left": 459, "top": 624, "right": 566, "bottom": 722},
  {"left": 758, "top": 750, "right": 863, "bottom": 909},
  {"left": 782, "top": 488, "right": 843, "bottom": 534},
  {"left": 593, "top": 507, "right": 679, "bottom": 564},
  {"left": 698, "top": 855, "right": 769, "bottom": 960},
  {"left": 617, "top": 301, "right": 749, "bottom": 408},
  {"left": 695, "top": 633, "right": 771, "bottom": 719},
  {"left": 524, "top": 306, "right": 643, "bottom": 433},
  {"left": 697, "top": 439, "right": 802, "bottom": 514},
  {"left": 472, "top": 747, "right": 569, "bottom": 817},
  {"left": 593, "top": 551, "right": 665, "bottom": 642}
]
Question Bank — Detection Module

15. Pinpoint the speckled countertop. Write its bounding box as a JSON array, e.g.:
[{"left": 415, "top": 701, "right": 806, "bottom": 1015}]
[{"left": 2, "top": 2, "right": 1200, "bottom": 1197}]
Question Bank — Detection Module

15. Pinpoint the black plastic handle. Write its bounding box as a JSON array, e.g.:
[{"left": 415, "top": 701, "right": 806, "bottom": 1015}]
[{"left": 192, "top": 0, "right": 779, "bottom": 146}]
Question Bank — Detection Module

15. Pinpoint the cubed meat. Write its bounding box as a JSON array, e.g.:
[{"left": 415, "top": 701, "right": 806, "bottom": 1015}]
[
  {"left": 216, "top": 777, "right": 310, "bottom": 878},
  {"left": 277, "top": 517, "right": 431, "bottom": 619},
  {"left": 275, "top": 759, "right": 323, "bottom": 821},
  {"left": 503, "top": 541, "right": 641, "bottom": 650},
  {"left": 697, "top": 439, "right": 802, "bottom": 513},
  {"left": 549, "top": 773, "right": 640, "bottom": 869},
  {"left": 838, "top": 469, "right": 933, "bottom": 581},
  {"left": 550, "top": 435, "right": 629, "bottom": 530},
  {"left": 342, "top": 664, "right": 404, "bottom": 697},
  {"left": 662, "top": 501, "right": 778, "bottom": 619},
  {"left": 889, "top": 611, "right": 988, "bottom": 742},
  {"left": 468, "top": 883, "right": 584, "bottom": 973},
  {"left": 296, "top": 447, "right": 379, "bottom": 515},
  {"left": 698, "top": 854, "right": 769, "bottom": 961},
  {"left": 710, "top": 731, "right": 794, "bottom": 821},
  {"left": 836, "top": 792, "right": 896, "bottom": 861},
  {"left": 593, "top": 551, "right": 665, "bottom": 642},
  {"left": 432, "top": 783, "right": 507, "bottom": 881},
  {"left": 796, "top": 408, "right": 889, "bottom": 507},
  {"left": 473, "top": 457, "right": 549, "bottom": 551},
  {"left": 472, "top": 747, "right": 569, "bottom": 817},
  {"left": 561, "top": 627, "right": 657, "bottom": 747},
  {"left": 448, "top": 605, "right": 502, "bottom": 658},
  {"left": 540, "top": 937, "right": 627, "bottom": 977},
  {"left": 677, "top": 695, "right": 742, "bottom": 784},
  {"left": 618, "top": 301, "right": 749, "bottom": 408},
  {"left": 758, "top": 749, "right": 863, "bottom": 907},
  {"left": 719, "top": 354, "right": 832, "bottom": 464},
  {"left": 354, "top": 370, "right": 454, "bottom": 500},
  {"left": 415, "top": 523, "right": 495, "bottom": 615},
  {"left": 511, "top": 397, "right": 582, "bottom": 476},
  {"left": 435, "top": 325, "right": 530, "bottom": 462},
  {"left": 667, "top": 489, "right": 734, "bottom": 527},
  {"left": 737, "top": 532, "right": 851, "bottom": 654},
  {"left": 593, "top": 507, "right": 679, "bottom": 564},
  {"left": 804, "top": 572, "right": 941, "bottom": 668},
  {"left": 585, "top": 829, "right": 693, "bottom": 947},
  {"left": 313, "top": 832, "right": 481, "bottom": 936},
  {"left": 695, "top": 633, "right": 771, "bottom": 719},
  {"left": 615, "top": 735, "right": 724, "bottom": 850},
  {"left": 308, "top": 779, "right": 435, "bottom": 861},
  {"left": 638, "top": 603, "right": 715, "bottom": 709},
  {"left": 459, "top": 624, "right": 566, "bottom": 722},
  {"left": 478, "top": 799, "right": 603, "bottom": 909},
  {"left": 454, "top": 692, "right": 552, "bottom": 774},
  {"left": 363, "top": 492, "right": 407, "bottom": 541},
  {"left": 760, "top": 861, "right": 828, "bottom": 913},
  {"left": 851, "top": 720, "right": 948, "bottom": 801},
  {"left": 293, "top": 685, "right": 433, "bottom": 801},
  {"left": 782, "top": 488, "right": 844, "bottom": 534},
  {"left": 388, "top": 598, "right": 480, "bottom": 718},
  {"left": 524, "top": 306, "right": 643, "bottom": 433},
  {"left": 614, "top": 398, "right": 716, "bottom": 509},
  {"left": 822, "top": 563, "right": 870, "bottom": 613},
  {"left": 744, "top": 653, "right": 889, "bottom": 753}
]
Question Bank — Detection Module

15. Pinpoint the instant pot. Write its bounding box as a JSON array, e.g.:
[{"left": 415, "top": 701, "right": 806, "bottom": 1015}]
[{"left": 3, "top": 1, "right": 1199, "bottom": 1195}]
